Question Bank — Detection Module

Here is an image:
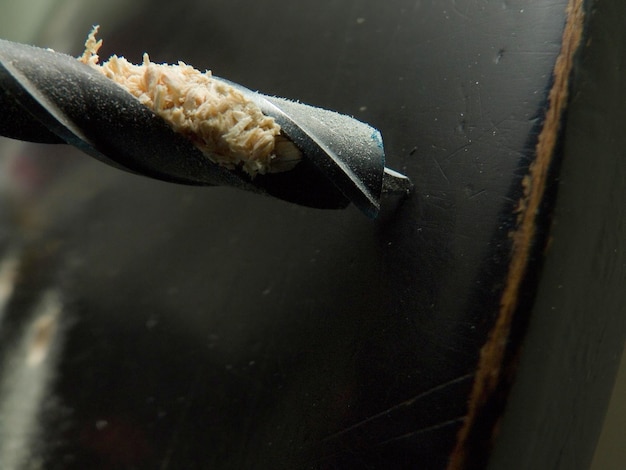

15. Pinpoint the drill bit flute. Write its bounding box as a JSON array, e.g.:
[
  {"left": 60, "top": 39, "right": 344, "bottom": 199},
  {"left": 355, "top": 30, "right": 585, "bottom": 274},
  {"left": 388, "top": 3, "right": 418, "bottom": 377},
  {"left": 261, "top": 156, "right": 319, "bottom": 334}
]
[{"left": 0, "top": 28, "right": 412, "bottom": 217}]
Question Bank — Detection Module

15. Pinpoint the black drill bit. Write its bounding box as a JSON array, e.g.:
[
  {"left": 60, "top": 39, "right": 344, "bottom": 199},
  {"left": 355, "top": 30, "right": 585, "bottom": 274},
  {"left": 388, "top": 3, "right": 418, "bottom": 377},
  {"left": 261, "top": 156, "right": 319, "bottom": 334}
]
[{"left": 0, "top": 37, "right": 412, "bottom": 217}]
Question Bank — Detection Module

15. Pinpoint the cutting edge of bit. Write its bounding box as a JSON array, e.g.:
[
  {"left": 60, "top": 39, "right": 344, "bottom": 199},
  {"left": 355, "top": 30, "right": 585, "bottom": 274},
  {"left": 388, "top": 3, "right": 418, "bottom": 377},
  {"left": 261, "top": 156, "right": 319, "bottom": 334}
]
[{"left": 382, "top": 167, "right": 414, "bottom": 196}]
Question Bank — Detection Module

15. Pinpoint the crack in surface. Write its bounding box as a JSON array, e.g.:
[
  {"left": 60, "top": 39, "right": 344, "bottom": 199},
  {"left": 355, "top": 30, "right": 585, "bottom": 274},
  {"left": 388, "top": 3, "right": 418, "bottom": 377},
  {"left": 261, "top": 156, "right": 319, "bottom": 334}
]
[{"left": 322, "top": 373, "right": 473, "bottom": 443}]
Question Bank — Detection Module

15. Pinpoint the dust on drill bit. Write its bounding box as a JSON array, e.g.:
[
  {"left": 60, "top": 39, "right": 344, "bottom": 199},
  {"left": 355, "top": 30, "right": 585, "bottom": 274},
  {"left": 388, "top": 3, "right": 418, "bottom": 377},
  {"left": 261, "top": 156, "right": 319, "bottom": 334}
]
[{"left": 79, "top": 26, "right": 301, "bottom": 177}]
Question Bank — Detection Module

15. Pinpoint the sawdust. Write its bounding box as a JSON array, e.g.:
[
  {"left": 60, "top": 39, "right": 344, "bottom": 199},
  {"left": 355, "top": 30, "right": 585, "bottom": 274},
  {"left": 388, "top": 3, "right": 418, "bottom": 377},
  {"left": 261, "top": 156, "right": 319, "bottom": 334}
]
[{"left": 80, "top": 26, "right": 300, "bottom": 177}]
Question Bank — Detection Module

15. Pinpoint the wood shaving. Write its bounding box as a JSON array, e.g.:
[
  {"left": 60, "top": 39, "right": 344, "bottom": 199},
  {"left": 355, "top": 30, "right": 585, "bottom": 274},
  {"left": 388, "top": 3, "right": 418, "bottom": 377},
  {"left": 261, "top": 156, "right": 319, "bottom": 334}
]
[{"left": 79, "top": 26, "right": 300, "bottom": 177}]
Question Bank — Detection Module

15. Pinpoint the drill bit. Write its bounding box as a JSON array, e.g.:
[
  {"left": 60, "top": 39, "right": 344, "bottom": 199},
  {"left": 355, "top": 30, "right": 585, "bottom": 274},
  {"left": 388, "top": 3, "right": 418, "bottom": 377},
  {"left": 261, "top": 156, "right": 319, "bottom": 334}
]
[{"left": 0, "top": 35, "right": 412, "bottom": 217}]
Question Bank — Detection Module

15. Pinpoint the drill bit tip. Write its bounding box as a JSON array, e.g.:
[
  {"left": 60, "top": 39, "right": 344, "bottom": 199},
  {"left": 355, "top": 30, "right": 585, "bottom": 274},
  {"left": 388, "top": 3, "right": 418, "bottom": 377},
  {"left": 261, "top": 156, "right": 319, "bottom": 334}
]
[{"left": 382, "top": 167, "right": 414, "bottom": 196}]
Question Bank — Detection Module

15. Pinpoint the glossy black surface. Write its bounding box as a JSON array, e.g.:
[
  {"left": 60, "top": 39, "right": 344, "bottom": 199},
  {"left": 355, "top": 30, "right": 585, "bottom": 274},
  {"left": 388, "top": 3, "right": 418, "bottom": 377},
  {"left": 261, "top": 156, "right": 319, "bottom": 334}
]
[
  {"left": 0, "top": 1, "right": 573, "bottom": 469},
  {"left": 489, "top": 1, "right": 626, "bottom": 467}
]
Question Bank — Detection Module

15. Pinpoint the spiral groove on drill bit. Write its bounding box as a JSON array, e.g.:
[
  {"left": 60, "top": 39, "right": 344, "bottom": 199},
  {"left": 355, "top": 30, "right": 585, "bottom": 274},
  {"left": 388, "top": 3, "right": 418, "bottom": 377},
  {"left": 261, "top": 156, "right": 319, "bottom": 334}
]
[{"left": 1, "top": 33, "right": 410, "bottom": 216}]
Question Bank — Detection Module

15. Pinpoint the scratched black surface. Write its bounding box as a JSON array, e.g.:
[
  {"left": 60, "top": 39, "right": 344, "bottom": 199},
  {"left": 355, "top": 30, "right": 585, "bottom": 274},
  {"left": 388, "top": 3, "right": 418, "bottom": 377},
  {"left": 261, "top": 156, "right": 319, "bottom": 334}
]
[{"left": 0, "top": 1, "right": 568, "bottom": 469}]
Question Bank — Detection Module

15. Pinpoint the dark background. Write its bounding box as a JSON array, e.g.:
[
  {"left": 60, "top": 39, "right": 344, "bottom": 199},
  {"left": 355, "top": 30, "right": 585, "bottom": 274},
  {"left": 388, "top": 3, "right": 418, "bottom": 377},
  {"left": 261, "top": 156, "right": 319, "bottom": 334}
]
[{"left": 0, "top": 1, "right": 624, "bottom": 469}]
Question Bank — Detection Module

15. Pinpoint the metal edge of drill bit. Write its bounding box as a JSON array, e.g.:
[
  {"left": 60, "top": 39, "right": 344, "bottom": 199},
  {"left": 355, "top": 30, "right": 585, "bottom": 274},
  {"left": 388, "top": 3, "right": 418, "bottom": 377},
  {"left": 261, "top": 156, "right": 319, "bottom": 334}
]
[
  {"left": 264, "top": 95, "right": 384, "bottom": 217},
  {"left": 220, "top": 78, "right": 414, "bottom": 217},
  {"left": 216, "top": 78, "right": 385, "bottom": 218},
  {"left": 0, "top": 39, "right": 354, "bottom": 211}
]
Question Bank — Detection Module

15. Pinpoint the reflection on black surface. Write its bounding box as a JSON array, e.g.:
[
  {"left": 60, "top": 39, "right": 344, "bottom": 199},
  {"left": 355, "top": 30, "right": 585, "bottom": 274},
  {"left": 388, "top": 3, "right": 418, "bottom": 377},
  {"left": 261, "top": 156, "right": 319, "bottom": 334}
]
[{"left": 0, "top": 0, "right": 569, "bottom": 468}]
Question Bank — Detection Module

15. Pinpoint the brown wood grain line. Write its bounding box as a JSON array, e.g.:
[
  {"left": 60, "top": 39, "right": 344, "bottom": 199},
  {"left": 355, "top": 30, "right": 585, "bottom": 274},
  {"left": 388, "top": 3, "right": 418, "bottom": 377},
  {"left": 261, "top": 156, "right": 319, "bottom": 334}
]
[{"left": 446, "top": 1, "right": 585, "bottom": 468}]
